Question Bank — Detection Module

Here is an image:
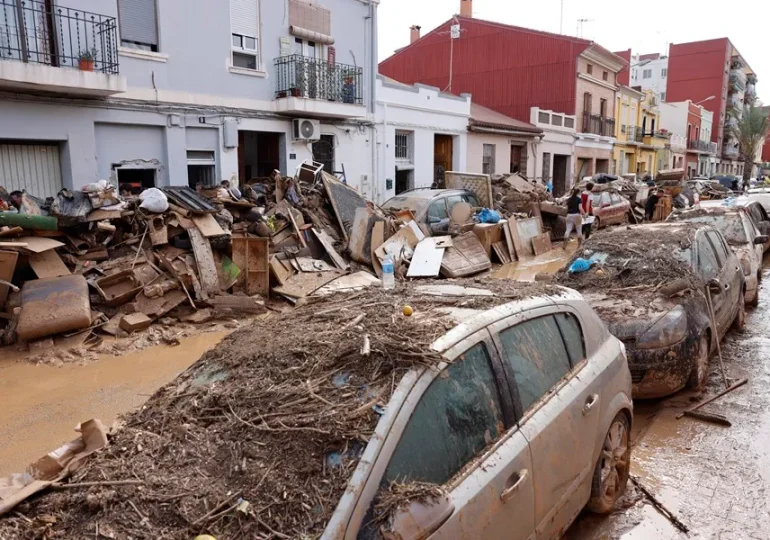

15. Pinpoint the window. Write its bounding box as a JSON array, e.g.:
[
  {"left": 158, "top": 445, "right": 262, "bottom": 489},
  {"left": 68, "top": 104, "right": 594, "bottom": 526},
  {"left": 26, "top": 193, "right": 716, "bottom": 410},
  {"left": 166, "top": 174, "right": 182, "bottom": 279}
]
[
  {"left": 538, "top": 111, "right": 550, "bottom": 124},
  {"left": 602, "top": 71, "right": 608, "bottom": 81},
  {"left": 600, "top": 98, "right": 607, "bottom": 118},
  {"left": 610, "top": 192, "right": 622, "bottom": 205},
  {"left": 708, "top": 231, "right": 729, "bottom": 263},
  {"left": 462, "top": 193, "right": 481, "bottom": 207},
  {"left": 186, "top": 150, "right": 216, "bottom": 189},
  {"left": 498, "top": 316, "right": 572, "bottom": 413},
  {"left": 643, "top": 69, "right": 652, "bottom": 79},
  {"left": 231, "top": 0, "right": 260, "bottom": 70},
  {"left": 697, "top": 234, "right": 720, "bottom": 280},
  {"left": 661, "top": 92, "right": 666, "bottom": 102},
  {"left": 587, "top": 64, "right": 593, "bottom": 75},
  {"left": 118, "top": 0, "right": 159, "bottom": 52},
  {"left": 564, "top": 117, "right": 575, "bottom": 129},
  {"left": 661, "top": 67, "right": 668, "bottom": 78},
  {"left": 383, "top": 343, "right": 504, "bottom": 485},
  {"left": 555, "top": 312, "right": 585, "bottom": 365},
  {"left": 395, "top": 131, "right": 413, "bottom": 162},
  {"left": 428, "top": 200, "right": 449, "bottom": 222},
  {"left": 312, "top": 134, "right": 335, "bottom": 174},
  {"left": 583, "top": 92, "right": 592, "bottom": 114},
  {"left": 551, "top": 115, "right": 563, "bottom": 127},
  {"left": 482, "top": 144, "right": 496, "bottom": 175},
  {"left": 632, "top": 69, "right": 637, "bottom": 80}
]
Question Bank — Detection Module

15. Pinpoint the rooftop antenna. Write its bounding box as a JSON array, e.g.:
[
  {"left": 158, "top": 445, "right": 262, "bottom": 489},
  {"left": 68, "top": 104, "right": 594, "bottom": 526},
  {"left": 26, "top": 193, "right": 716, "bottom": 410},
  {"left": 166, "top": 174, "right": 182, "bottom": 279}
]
[
  {"left": 576, "top": 18, "right": 593, "bottom": 38},
  {"left": 560, "top": 0, "right": 564, "bottom": 34}
]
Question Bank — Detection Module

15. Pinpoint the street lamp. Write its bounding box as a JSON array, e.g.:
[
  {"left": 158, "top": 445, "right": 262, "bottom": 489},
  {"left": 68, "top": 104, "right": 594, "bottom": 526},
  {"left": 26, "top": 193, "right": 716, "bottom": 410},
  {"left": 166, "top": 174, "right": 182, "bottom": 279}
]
[{"left": 695, "top": 96, "right": 716, "bottom": 105}]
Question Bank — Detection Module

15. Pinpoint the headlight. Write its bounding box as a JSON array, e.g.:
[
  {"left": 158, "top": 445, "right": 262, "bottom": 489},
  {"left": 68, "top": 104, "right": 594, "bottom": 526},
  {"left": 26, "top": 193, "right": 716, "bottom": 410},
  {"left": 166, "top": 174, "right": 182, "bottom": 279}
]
[
  {"left": 636, "top": 306, "right": 688, "bottom": 349},
  {"left": 740, "top": 256, "right": 752, "bottom": 276}
]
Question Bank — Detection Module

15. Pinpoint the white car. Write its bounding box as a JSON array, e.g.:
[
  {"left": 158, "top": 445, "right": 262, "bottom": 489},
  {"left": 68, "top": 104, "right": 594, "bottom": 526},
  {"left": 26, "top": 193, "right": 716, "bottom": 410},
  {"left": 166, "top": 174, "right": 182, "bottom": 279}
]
[
  {"left": 329, "top": 287, "right": 633, "bottom": 540},
  {"left": 669, "top": 204, "right": 766, "bottom": 306}
]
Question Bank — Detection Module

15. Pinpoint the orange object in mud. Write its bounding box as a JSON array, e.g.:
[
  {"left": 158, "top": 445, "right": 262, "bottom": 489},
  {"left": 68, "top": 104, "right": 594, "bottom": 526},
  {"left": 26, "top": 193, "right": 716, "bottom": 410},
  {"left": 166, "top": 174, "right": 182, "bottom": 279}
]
[{"left": 16, "top": 275, "right": 91, "bottom": 341}]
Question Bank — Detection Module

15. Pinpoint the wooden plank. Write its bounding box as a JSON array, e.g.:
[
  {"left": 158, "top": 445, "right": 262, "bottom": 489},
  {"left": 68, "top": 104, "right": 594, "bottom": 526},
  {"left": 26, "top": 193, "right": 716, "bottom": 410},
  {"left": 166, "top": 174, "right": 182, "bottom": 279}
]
[
  {"left": 531, "top": 233, "right": 552, "bottom": 256},
  {"left": 207, "top": 295, "right": 267, "bottom": 314},
  {"left": 492, "top": 241, "right": 512, "bottom": 264},
  {"left": 188, "top": 228, "right": 220, "bottom": 299},
  {"left": 321, "top": 171, "right": 368, "bottom": 241},
  {"left": 348, "top": 207, "right": 375, "bottom": 265},
  {"left": 313, "top": 228, "right": 349, "bottom": 271},
  {"left": 231, "top": 235, "right": 270, "bottom": 296},
  {"left": 502, "top": 220, "right": 516, "bottom": 261},
  {"left": 0, "top": 227, "right": 23, "bottom": 237},
  {"left": 192, "top": 214, "right": 227, "bottom": 238},
  {"left": 269, "top": 255, "right": 294, "bottom": 286},
  {"left": 370, "top": 221, "right": 385, "bottom": 278},
  {"left": 407, "top": 238, "right": 445, "bottom": 278},
  {"left": 14, "top": 236, "right": 64, "bottom": 253},
  {"left": 86, "top": 209, "right": 122, "bottom": 222},
  {"left": 507, "top": 218, "right": 524, "bottom": 260},
  {"left": 0, "top": 250, "right": 18, "bottom": 308},
  {"left": 440, "top": 232, "right": 491, "bottom": 278},
  {"left": 272, "top": 270, "right": 343, "bottom": 299},
  {"left": 375, "top": 221, "right": 425, "bottom": 263},
  {"left": 28, "top": 250, "right": 70, "bottom": 278},
  {"left": 472, "top": 223, "right": 503, "bottom": 258}
]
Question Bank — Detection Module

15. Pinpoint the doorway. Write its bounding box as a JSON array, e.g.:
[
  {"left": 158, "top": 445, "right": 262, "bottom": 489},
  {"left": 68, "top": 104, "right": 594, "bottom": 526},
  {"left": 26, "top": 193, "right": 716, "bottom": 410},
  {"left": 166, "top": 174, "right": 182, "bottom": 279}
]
[
  {"left": 238, "top": 131, "right": 282, "bottom": 182},
  {"left": 312, "top": 134, "right": 336, "bottom": 176},
  {"left": 116, "top": 168, "right": 156, "bottom": 195},
  {"left": 434, "top": 134, "right": 453, "bottom": 187},
  {"left": 595, "top": 159, "right": 610, "bottom": 174},
  {"left": 552, "top": 155, "right": 569, "bottom": 197},
  {"left": 395, "top": 169, "right": 414, "bottom": 194}
]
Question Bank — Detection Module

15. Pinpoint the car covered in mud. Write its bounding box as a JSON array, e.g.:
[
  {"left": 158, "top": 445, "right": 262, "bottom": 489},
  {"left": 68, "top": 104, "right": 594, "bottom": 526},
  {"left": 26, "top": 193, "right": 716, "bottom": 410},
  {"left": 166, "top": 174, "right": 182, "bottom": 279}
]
[
  {"left": 667, "top": 206, "right": 767, "bottom": 306},
  {"left": 588, "top": 188, "right": 632, "bottom": 229},
  {"left": 558, "top": 223, "right": 746, "bottom": 398},
  {"left": 381, "top": 189, "right": 481, "bottom": 235},
  {"left": 0, "top": 282, "right": 633, "bottom": 540}
]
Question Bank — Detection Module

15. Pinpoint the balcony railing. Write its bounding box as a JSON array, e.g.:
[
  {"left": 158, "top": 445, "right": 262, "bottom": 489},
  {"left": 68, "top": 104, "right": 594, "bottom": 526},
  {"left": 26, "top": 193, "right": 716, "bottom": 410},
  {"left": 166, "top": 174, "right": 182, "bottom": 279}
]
[
  {"left": 274, "top": 54, "right": 363, "bottom": 105},
  {"left": 634, "top": 126, "right": 644, "bottom": 142},
  {"left": 0, "top": 0, "right": 118, "bottom": 74},
  {"left": 729, "top": 74, "right": 746, "bottom": 92},
  {"left": 688, "top": 139, "right": 717, "bottom": 153},
  {"left": 582, "top": 112, "right": 615, "bottom": 137},
  {"left": 723, "top": 146, "right": 739, "bottom": 159}
]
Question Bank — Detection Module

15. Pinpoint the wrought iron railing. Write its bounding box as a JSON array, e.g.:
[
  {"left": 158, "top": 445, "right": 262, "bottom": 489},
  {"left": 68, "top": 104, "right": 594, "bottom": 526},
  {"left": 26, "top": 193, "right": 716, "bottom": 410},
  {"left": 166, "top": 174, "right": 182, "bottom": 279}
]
[
  {"left": 634, "top": 126, "right": 644, "bottom": 142},
  {"left": 581, "top": 112, "right": 615, "bottom": 137},
  {"left": 729, "top": 74, "right": 746, "bottom": 92},
  {"left": 0, "top": 0, "right": 118, "bottom": 74},
  {"left": 723, "top": 145, "right": 739, "bottom": 159},
  {"left": 274, "top": 54, "right": 363, "bottom": 105},
  {"left": 688, "top": 139, "right": 717, "bottom": 153}
]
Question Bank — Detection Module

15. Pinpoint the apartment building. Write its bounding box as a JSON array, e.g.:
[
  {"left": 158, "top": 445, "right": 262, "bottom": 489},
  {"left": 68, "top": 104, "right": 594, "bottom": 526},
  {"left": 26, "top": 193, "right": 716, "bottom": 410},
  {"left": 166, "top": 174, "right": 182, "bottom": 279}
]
[
  {"left": 613, "top": 85, "right": 643, "bottom": 176},
  {"left": 378, "top": 0, "right": 625, "bottom": 187},
  {"left": 0, "top": 0, "right": 379, "bottom": 198},
  {"left": 616, "top": 51, "right": 669, "bottom": 102},
  {"left": 666, "top": 38, "right": 757, "bottom": 175},
  {"left": 660, "top": 100, "right": 718, "bottom": 178}
]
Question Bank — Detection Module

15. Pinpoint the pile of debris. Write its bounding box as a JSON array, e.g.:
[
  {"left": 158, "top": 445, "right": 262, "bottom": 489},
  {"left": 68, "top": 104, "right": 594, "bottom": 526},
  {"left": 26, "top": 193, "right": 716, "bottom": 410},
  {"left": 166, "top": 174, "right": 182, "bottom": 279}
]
[
  {"left": 0, "top": 280, "right": 559, "bottom": 539},
  {"left": 491, "top": 172, "right": 550, "bottom": 216}
]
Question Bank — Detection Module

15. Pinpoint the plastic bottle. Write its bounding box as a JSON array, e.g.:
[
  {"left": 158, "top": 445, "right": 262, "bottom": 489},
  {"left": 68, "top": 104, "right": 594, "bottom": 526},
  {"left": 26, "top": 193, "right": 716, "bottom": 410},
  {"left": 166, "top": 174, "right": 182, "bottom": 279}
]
[{"left": 382, "top": 254, "right": 395, "bottom": 290}]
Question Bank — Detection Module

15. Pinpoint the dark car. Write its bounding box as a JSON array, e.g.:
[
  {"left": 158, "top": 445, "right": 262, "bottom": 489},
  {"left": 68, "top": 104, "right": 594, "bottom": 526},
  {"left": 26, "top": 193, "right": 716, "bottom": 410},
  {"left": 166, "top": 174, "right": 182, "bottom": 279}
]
[
  {"left": 381, "top": 188, "right": 481, "bottom": 234},
  {"left": 557, "top": 223, "right": 746, "bottom": 398},
  {"left": 735, "top": 199, "right": 770, "bottom": 251}
]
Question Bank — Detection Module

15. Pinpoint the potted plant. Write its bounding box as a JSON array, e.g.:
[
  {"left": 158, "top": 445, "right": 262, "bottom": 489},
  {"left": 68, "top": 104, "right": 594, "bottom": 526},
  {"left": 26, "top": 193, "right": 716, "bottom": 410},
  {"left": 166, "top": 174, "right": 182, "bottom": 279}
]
[{"left": 77, "top": 48, "right": 97, "bottom": 71}]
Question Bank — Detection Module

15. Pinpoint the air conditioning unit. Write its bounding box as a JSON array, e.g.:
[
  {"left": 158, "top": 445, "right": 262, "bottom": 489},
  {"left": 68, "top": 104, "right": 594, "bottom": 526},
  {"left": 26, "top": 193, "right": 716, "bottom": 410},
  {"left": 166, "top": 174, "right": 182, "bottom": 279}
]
[{"left": 292, "top": 118, "right": 320, "bottom": 142}]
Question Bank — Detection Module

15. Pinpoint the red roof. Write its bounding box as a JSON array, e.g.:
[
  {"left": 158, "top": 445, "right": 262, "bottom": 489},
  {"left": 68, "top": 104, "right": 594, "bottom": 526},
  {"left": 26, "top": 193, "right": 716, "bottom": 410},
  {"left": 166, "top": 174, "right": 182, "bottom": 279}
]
[{"left": 469, "top": 103, "right": 542, "bottom": 134}]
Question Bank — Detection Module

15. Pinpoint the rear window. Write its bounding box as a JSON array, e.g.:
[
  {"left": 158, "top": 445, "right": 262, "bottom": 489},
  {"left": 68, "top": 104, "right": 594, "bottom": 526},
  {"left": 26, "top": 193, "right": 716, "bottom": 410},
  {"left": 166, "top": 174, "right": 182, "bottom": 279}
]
[
  {"left": 673, "top": 214, "right": 748, "bottom": 244},
  {"left": 381, "top": 196, "right": 429, "bottom": 215}
]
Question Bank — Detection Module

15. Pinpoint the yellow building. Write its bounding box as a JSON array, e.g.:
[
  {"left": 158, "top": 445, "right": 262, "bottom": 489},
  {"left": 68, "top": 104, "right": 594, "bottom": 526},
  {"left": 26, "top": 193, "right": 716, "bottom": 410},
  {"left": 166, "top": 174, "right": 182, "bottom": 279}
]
[
  {"left": 637, "top": 89, "right": 668, "bottom": 177},
  {"left": 613, "top": 86, "right": 644, "bottom": 176}
]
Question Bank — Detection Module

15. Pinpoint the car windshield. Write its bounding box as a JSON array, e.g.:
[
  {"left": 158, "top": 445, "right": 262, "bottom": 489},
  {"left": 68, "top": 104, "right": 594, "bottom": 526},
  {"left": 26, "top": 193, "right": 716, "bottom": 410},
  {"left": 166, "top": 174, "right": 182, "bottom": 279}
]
[
  {"left": 380, "top": 196, "right": 429, "bottom": 215},
  {"left": 673, "top": 214, "right": 748, "bottom": 245}
]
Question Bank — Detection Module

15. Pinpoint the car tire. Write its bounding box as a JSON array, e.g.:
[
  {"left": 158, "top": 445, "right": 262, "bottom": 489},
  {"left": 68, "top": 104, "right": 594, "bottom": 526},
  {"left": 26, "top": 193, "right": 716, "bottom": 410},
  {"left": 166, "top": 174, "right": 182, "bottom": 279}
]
[
  {"left": 733, "top": 290, "right": 746, "bottom": 331},
  {"left": 587, "top": 413, "right": 630, "bottom": 514},
  {"left": 621, "top": 212, "right": 630, "bottom": 225},
  {"left": 687, "top": 332, "right": 711, "bottom": 391},
  {"left": 594, "top": 217, "right": 602, "bottom": 230},
  {"left": 749, "top": 287, "right": 760, "bottom": 307}
]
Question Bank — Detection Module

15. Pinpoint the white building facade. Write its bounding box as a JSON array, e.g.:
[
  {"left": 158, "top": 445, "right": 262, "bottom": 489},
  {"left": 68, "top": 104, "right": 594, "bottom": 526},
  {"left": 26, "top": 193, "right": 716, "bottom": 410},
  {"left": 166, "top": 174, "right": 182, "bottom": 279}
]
[
  {"left": 529, "top": 107, "right": 576, "bottom": 195},
  {"left": 630, "top": 53, "right": 669, "bottom": 101}
]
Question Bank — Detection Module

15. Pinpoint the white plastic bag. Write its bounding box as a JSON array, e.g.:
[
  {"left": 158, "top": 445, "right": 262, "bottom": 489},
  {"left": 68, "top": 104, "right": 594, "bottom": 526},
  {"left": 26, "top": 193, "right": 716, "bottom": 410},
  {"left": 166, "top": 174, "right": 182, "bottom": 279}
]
[{"left": 138, "top": 187, "right": 169, "bottom": 213}]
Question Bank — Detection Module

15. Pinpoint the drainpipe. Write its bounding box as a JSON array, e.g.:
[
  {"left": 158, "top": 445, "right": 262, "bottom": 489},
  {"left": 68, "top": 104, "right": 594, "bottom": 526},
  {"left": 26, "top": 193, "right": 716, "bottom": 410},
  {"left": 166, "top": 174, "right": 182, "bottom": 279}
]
[{"left": 368, "top": 0, "right": 378, "bottom": 201}]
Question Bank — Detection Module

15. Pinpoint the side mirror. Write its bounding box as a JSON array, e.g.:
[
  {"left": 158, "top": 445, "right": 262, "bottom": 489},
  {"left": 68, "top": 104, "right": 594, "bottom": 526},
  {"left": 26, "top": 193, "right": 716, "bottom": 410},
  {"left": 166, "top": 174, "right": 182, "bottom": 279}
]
[
  {"left": 708, "top": 278, "right": 722, "bottom": 294},
  {"left": 755, "top": 235, "right": 769, "bottom": 245},
  {"left": 382, "top": 494, "right": 454, "bottom": 540}
]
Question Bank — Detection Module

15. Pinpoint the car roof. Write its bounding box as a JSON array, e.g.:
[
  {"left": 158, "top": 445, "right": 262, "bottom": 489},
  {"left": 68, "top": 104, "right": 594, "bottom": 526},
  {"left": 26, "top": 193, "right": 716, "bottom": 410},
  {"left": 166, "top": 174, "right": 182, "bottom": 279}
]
[{"left": 394, "top": 188, "right": 472, "bottom": 199}]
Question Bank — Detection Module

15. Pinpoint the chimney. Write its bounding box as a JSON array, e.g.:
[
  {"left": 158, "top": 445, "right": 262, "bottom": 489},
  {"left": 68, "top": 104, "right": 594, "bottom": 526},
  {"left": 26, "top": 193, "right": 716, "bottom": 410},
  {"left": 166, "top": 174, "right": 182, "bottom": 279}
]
[
  {"left": 410, "top": 25, "right": 422, "bottom": 44},
  {"left": 460, "top": 0, "right": 472, "bottom": 17}
]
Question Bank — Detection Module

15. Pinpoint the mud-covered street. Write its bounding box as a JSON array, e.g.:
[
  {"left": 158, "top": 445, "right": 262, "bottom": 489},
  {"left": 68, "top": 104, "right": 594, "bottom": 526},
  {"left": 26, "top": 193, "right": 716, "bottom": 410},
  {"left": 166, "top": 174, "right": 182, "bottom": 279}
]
[{"left": 566, "top": 259, "right": 770, "bottom": 539}]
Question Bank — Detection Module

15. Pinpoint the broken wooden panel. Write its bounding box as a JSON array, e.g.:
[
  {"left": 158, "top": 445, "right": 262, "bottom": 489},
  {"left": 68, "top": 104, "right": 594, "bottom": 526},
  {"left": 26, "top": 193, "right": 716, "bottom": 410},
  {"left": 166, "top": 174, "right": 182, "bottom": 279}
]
[
  {"left": 231, "top": 235, "right": 269, "bottom": 297},
  {"left": 132, "top": 289, "right": 187, "bottom": 320},
  {"left": 272, "top": 270, "right": 343, "bottom": 299},
  {"left": 513, "top": 217, "right": 543, "bottom": 257},
  {"left": 444, "top": 171, "right": 494, "bottom": 208},
  {"left": 206, "top": 295, "right": 267, "bottom": 314},
  {"left": 17, "top": 275, "right": 91, "bottom": 341},
  {"left": 93, "top": 270, "right": 143, "bottom": 307},
  {"left": 15, "top": 236, "right": 64, "bottom": 254},
  {"left": 472, "top": 223, "right": 503, "bottom": 258},
  {"left": 312, "top": 228, "right": 349, "bottom": 271},
  {"left": 370, "top": 221, "right": 384, "bottom": 277},
  {"left": 407, "top": 238, "right": 446, "bottom": 278},
  {"left": 440, "top": 232, "right": 491, "bottom": 278},
  {"left": 491, "top": 241, "right": 512, "bottom": 264},
  {"left": 192, "top": 214, "right": 227, "bottom": 238},
  {"left": 189, "top": 228, "right": 220, "bottom": 299},
  {"left": 375, "top": 221, "right": 425, "bottom": 264},
  {"left": 348, "top": 206, "right": 378, "bottom": 265},
  {"left": 322, "top": 171, "right": 368, "bottom": 241},
  {"left": 531, "top": 233, "right": 552, "bottom": 256}
]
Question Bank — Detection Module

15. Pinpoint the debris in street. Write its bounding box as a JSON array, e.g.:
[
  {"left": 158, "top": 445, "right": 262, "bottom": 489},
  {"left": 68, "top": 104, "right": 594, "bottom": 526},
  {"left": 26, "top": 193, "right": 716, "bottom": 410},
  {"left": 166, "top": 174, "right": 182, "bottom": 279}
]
[
  {"left": 682, "top": 409, "right": 732, "bottom": 426},
  {"left": 676, "top": 378, "right": 749, "bottom": 420},
  {"left": 373, "top": 481, "right": 447, "bottom": 525},
  {"left": 629, "top": 475, "right": 690, "bottom": 534}
]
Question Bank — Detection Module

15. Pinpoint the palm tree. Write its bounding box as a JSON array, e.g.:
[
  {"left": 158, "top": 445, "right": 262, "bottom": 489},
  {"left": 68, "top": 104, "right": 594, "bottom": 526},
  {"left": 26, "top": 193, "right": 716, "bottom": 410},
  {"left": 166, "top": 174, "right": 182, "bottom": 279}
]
[{"left": 728, "top": 104, "right": 770, "bottom": 181}]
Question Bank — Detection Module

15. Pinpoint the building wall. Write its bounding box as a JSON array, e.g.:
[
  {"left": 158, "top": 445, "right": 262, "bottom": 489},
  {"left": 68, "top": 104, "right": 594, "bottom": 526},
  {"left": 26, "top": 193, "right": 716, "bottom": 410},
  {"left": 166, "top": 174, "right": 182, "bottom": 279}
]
[
  {"left": 466, "top": 133, "right": 513, "bottom": 176},
  {"left": 630, "top": 55, "right": 669, "bottom": 99},
  {"left": 530, "top": 107, "right": 575, "bottom": 188},
  {"left": 667, "top": 39, "right": 730, "bottom": 147},
  {"left": 379, "top": 17, "right": 590, "bottom": 123},
  {"left": 575, "top": 57, "right": 617, "bottom": 122},
  {"left": 375, "top": 77, "right": 470, "bottom": 203}
]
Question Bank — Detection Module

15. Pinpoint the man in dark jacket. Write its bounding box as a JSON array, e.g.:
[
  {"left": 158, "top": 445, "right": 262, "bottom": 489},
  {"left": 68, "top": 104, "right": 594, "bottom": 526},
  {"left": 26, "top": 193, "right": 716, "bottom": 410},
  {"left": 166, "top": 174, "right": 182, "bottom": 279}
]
[{"left": 645, "top": 188, "right": 664, "bottom": 221}]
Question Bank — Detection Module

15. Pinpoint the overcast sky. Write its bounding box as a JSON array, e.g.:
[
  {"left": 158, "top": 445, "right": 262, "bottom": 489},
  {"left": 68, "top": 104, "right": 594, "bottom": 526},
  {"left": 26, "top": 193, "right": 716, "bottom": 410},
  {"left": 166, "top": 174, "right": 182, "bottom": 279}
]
[{"left": 377, "top": 0, "right": 769, "bottom": 101}]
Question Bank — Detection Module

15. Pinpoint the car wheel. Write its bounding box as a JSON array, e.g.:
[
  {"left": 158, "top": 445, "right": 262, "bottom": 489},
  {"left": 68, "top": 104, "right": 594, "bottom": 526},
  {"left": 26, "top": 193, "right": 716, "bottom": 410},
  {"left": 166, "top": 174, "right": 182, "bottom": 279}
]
[
  {"left": 749, "top": 287, "right": 760, "bottom": 307},
  {"left": 594, "top": 217, "right": 602, "bottom": 230},
  {"left": 621, "top": 212, "right": 630, "bottom": 225},
  {"left": 687, "top": 332, "right": 711, "bottom": 391},
  {"left": 733, "top": 290, "right": 746, "bottom": 331},
  {"left": 587, "top": 413, "right": 630, "bottom": 514}
]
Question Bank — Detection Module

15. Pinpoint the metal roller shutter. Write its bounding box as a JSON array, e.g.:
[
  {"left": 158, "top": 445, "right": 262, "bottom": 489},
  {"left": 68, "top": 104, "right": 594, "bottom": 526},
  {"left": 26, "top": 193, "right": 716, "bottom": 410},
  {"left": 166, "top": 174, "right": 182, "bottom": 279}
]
[
  {"left": 230, "top": 0, "right": 258, "bottom": 37},
  {"left": 0, "top": 143, "right": 63, "bottom": 197},
  {"left": 118, "top": 0, "right": 158, "bottom": 47}
]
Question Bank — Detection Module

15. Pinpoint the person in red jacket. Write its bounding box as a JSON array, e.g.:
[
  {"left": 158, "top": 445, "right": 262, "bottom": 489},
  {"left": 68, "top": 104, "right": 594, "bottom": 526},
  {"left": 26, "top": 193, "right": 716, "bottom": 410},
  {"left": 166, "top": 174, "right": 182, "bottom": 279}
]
[{"left": 581, "top": 182, "right": 595, "bottom": 239}]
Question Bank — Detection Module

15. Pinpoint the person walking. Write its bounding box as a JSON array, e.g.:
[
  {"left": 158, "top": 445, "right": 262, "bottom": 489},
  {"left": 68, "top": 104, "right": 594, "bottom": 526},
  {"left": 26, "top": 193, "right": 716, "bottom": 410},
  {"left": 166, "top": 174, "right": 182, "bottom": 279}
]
[
  {"left": 645, "top": 188, "right": 664, "bottom": 221},
  {"left": 581, "top": 182, "right": 595, "bottom": 240},
  {"left": 564, "top": 187, "right": 585, "bottom": 248}
]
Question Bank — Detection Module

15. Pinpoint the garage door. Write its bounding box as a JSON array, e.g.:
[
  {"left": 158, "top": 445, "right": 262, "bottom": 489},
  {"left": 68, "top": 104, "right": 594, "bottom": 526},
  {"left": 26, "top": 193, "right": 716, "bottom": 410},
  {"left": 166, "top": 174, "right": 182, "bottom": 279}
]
[{"left": 0, "top": 143, "right": 63, "bottom": 198}]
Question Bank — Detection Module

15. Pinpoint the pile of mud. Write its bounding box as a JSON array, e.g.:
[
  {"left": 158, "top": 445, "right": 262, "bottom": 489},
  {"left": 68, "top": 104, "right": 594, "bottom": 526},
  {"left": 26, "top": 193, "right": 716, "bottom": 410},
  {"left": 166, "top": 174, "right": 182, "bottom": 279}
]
[
  {"left": 0, "top": 279, "right": 558, "bottom": 540},
  {"left": 557, "top": 224, "right": 704, "bottom": 296}
]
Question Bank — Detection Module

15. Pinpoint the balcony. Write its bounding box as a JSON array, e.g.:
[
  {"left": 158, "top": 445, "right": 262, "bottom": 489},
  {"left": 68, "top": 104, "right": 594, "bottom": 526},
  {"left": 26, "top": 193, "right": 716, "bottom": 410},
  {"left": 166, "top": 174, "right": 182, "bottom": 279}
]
[
  {"left": 0, "top": 0, "right": 125, "bottom": 95},
  {"left": 274, "top": 54, "right": 366, "bottom": 119},
  {"left": 729, "top": 74, "right": 746, "bottom": 92},
  {"left": 723, "top": 145, "right": 739, "bottom": 159},
  {"left": 688, "top": 139, "right": 717, "bottom": 154},
  {"left": 581, "top": 112, "right": 615, "bottom": 137}
]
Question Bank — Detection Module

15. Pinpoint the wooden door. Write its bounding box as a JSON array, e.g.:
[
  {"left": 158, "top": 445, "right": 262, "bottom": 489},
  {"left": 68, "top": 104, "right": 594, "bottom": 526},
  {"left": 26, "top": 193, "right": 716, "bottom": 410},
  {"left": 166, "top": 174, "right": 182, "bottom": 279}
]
[{"left": 434, "top": 135, "right": 453, "bottom": 187}]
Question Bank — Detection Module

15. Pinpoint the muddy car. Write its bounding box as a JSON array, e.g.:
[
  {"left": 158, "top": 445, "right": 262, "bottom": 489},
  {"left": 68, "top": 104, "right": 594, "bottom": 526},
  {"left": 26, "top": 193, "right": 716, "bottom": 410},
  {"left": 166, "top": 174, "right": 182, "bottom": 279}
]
[
  {"left": 668, "top": 206, "right": 767, "bottom": 306},
  {"left": 381, "top": 189, "right": 481, "bottom": 235},
  {"left": 1, "top": 283, "right": 633, "bottom": 540},
  {"left": 558, "top": 224, "right": 746, "bottom": 398},
  {"left": 589, "top": 188, "right": 631, "bottom": 228}
]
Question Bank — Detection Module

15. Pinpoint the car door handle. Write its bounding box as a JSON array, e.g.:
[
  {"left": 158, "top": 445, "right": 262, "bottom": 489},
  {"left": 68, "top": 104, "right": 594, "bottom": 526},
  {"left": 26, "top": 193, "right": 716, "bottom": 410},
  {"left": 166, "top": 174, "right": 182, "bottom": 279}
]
[
  {"left": 500, "top": 469, "right": 529, "bottom": 503},
  {"left": 582, "top": 394, "right": 599, "bottom": 415}
]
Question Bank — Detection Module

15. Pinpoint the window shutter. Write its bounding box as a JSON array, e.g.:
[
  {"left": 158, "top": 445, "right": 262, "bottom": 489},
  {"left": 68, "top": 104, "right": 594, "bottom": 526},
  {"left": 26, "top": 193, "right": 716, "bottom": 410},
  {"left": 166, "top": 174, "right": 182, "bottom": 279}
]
[
  {"left": 117, "top": 0, "right": 158, "bottom": 46},
  {"left": 289, "top": 0, "right": 332, "bottom": 38},
  {"left": 231, "top": 0, "right": 259, "bottom": 37}
]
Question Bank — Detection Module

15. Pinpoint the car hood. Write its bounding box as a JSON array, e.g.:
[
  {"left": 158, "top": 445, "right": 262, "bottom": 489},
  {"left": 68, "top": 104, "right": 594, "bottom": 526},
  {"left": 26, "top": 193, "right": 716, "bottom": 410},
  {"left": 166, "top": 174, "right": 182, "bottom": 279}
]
[{"left": 582, "top": 292, "right": 676, "bottom": 341}]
